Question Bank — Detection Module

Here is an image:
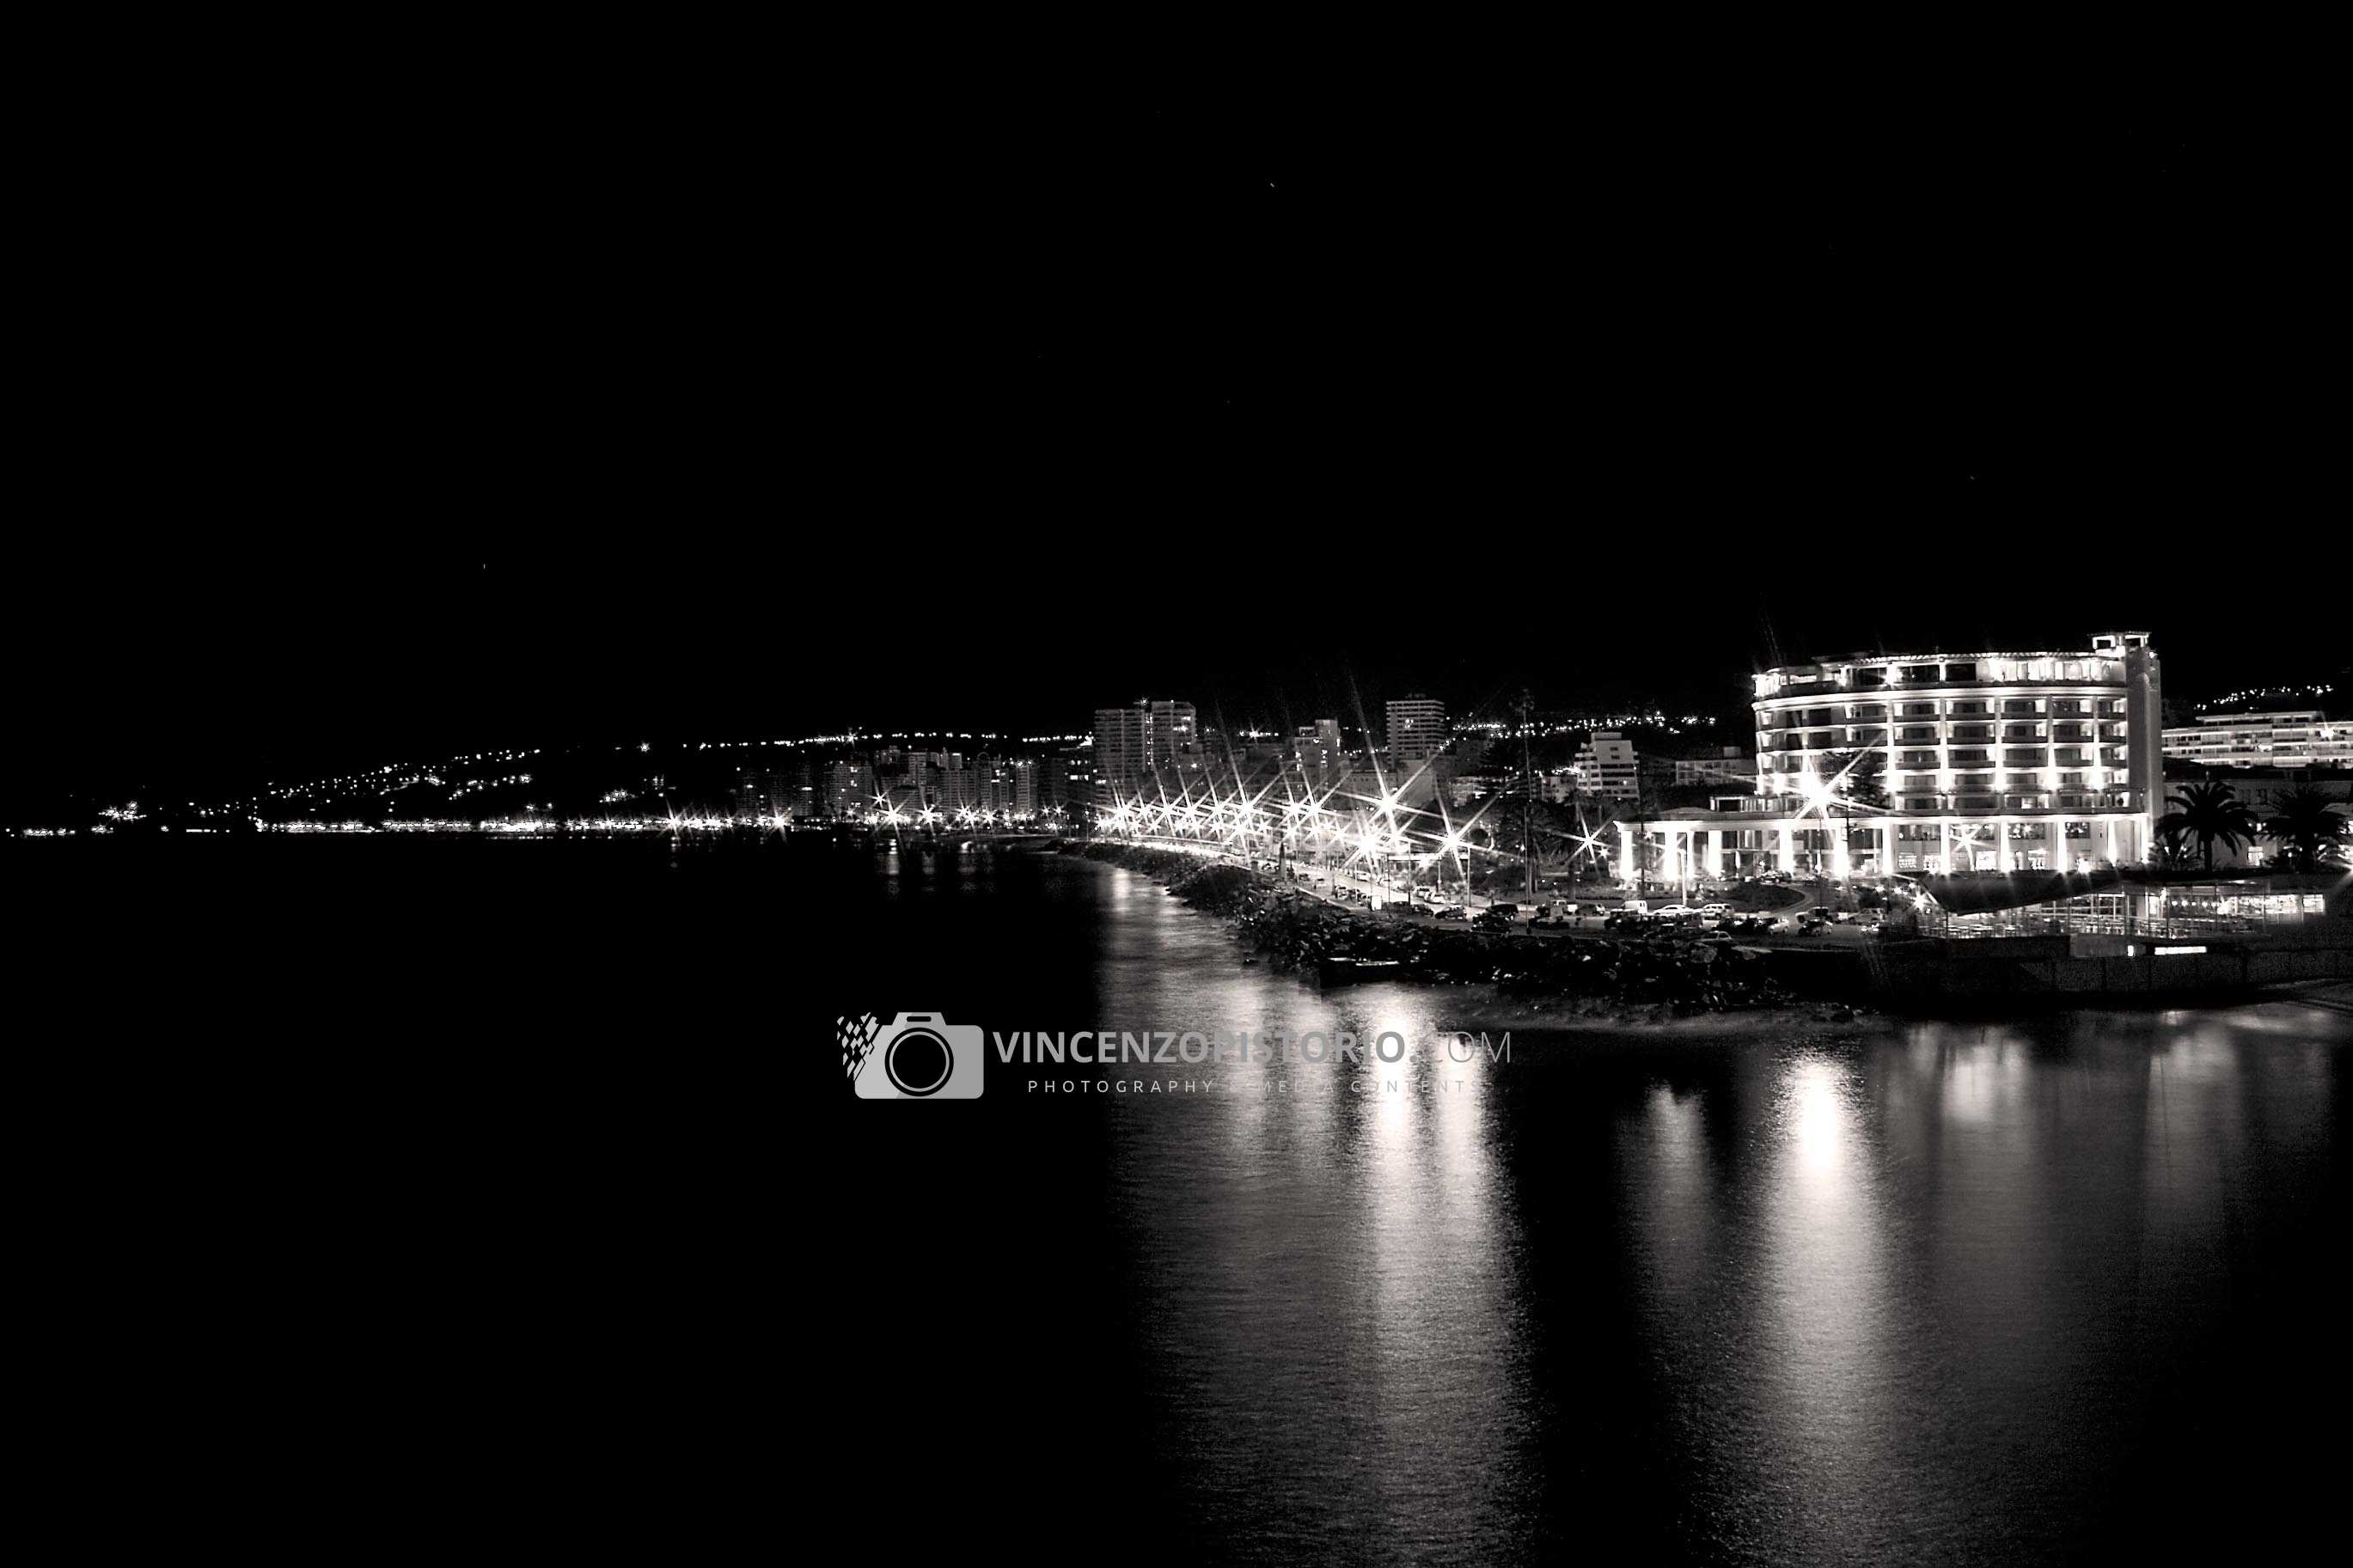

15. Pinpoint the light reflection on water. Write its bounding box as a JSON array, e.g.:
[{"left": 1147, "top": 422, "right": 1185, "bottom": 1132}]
[{"left": 1050, "top": 854, "right": 2350, "bottom": 1564}]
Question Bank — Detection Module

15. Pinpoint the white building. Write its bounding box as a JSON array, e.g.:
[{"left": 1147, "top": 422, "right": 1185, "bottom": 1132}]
[
  {"left": 1148, "top": 700, "right": 1198, "bottom": 766},
  {"left": 1292, "top": 721, "right": 1345, "bottom": 785},
  {"left": 1672, "top": 747, "right": 1751, "bottom": 787},
  {"left": 1573, "top": 731, "right": 1641, "bottom": 799},
  {"left": 1005, "top": 759, "right": 1037, "bottom": 817},
  {"left": 975, "top": 758, "right": 1036, "bottom": 817},
  {"left": 1092, "top": 705, "right": 1151, "bottom": 805},
  {"left": 2162, "top": 710, "right": 2351, "bottom": 769},
  {"left": 1623, "top": 631, "right": 2162, "bottom": 884},
  {"left": 1095, "top": 699, "right": 1209, "bottom": 808},
  {"left": 1385, "top": 694, "right": 1447, "bottom": 763}
]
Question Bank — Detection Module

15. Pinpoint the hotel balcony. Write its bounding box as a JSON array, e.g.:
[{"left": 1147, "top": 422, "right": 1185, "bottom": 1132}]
[
  {"left": 1879, "top": 790, "right": 2144, "bottom": 815},
  {"left": 1712, "top": 794, "right": 1796, "bottom": 815}
]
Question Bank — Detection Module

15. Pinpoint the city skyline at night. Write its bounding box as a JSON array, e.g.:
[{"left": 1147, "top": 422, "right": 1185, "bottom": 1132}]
[
  {"left": 7, "top": 576, "right": 2344, "bottom": 826},
  {"left": 8, "top": 59, "right": 2350, "bottom": 1565},
  {"left": 17, "top": 624, "right": 2345, "bottom": 835}
]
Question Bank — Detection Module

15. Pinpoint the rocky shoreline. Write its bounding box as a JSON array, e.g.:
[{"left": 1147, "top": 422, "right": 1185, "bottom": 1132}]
[{"left": 1056, "top": 840, "right": 1881, "bottom": 1034}]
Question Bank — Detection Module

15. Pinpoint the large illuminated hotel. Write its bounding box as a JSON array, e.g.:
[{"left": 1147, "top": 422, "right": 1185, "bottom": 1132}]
[{"left": 1627, "top": 631, "right": 2162, "bottom": 883}]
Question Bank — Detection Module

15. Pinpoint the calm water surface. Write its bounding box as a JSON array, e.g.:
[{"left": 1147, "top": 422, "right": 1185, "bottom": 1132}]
[
  {"left": 824, "top": 844, "right": 2349, "bottom": 1565},
  {"left": 19, "top": 837, "right": 2343, "bottom": 1562}
]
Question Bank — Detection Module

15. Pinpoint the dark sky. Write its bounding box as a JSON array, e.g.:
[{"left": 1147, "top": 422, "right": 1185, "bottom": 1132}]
[{"left": 9, "top": 64, "right": 2338, "bottom": 809}]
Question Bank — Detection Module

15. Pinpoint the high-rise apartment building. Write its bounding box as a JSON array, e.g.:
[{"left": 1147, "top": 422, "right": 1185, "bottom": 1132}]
[
  {"left": 1093, "top": 705, "right": 1151, "bottom": 805},
  {"left": 1094, "top": 699, "right": 1197, "bottom": 803},
  {"left": 1149, "top": 700, "right": 1198, "bottom": 767},
  {"left": 825, "top": 760, "right": 877, "bottom": 817},
  {"left": 1385, "top": 695, "right": 1447, "bottom": 764}
]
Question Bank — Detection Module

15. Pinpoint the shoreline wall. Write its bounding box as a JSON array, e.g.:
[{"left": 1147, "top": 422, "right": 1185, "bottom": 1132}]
[{"left": 1051, "top": 839, "right": 2353, "bottom": 1011}]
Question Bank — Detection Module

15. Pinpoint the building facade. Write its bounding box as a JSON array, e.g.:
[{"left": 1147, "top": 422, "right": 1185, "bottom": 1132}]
[
  {"left": 1623, "top": 632, "right": 2162, "bottom": 883},
  {"left": 1672, "top": 746, "right": 1751, "bottom": 787},
  {"left": 1292, "top": 722, "right": 1345, "bottom": 786},
  {"left": 1045, "top": 744, "right": 1094, "bottom": 815},
  {"left": 1093, "top": 705, "right": 1151, "bottom": 805},
  {"left": 1573, "top": 731, "right": 1641, "bottom": 800},
  {"left": 2162, "top": 710, "right": 2351, "bottom": 769},
  {"left": 1385, "top": 695, "right": 1447, "bottom": 763},
  {"left": 734, "top": 769, "right": 797, "bottom": 820},
  {"left": 825, "top": 760, "right": 877, "bottom": 817},
  {"left": 1003, "top": 759, "right": 1037, "bottom": 818},
  {"left": 1147, "top": 700, "right": 1198, "bottom": 767},
  {"left": 1095, "top": 699, "right": 1200, "bottom": 805}
]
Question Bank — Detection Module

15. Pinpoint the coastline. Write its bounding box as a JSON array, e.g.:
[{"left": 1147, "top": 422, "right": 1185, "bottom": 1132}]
[
  {"left": 1039, "top": 838, "right": 2353, "bottom": 1023},
  {"left": 1048, "top": 838, "right": 1886, "bottom": 1035}
]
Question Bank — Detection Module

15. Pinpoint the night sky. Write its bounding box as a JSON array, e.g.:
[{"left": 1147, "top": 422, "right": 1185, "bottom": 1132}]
[{"left": 9, "top": 71, "right": 2337, "bottom": 813}]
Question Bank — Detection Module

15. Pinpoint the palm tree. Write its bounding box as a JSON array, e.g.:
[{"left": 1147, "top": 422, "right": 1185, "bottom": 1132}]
[
  {"left": 2153, "top": 813, "right": 2197, "bottom": 870},
  {"left": 1822, "top": 748, "right": 1890, "bottom": 879},
  {"left": 2260, "top": 787, "right": 2350, "bottom": 871},
  {"left": 1623, "top": 784, "right": 1656, "bottom": 892},
  {"left": 2164, "top": 779, "right": 2258, "bottom": 872}
]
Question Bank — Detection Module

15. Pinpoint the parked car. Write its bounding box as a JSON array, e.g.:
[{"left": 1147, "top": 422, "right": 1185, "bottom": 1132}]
[
  {"left": 1697, "top": 902, "right": 1731, "bottom": 918},
  {"left": 1434, "top": 906, "right": 1468, "bottom": 922}
]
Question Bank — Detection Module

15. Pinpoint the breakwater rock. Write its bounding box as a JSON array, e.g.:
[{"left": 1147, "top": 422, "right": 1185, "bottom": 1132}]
[{"left": 1057, "top": 840, "right": 1802, "bottom": 1017}]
